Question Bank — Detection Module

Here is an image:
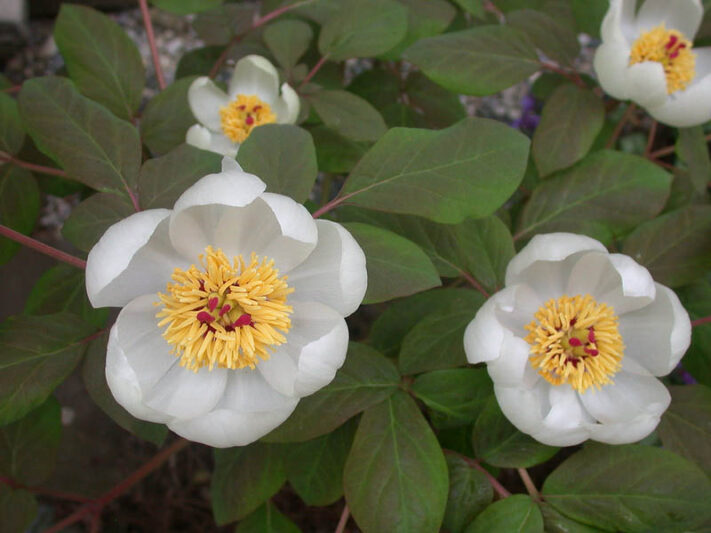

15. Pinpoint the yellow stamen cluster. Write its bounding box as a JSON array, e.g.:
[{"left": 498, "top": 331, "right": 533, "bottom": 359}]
[
  {"left": 156, "top": 247, "right": 293, "bottom": 371},
  {"left": 220, "top": 94, "right": 276, "bottom": 143},
  {"left": 629, "top": 24, "right": 696, "bottom": 94},
  {"left": 525, "top": 295, "right": 624, "bottom": 393}
]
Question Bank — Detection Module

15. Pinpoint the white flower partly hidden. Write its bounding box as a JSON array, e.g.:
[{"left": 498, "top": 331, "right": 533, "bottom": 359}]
[
  {"left": 186, "top": 55, "right": 300, "bottom": 158},
  {"left": 464, "top": 233, "right": 691, "bottom": 446},
  {"left": 86, "top": 157, "right": 367, "bottom": 448},
  {"left": 593, "top": 0, "right": 711, "bottom": 127}
]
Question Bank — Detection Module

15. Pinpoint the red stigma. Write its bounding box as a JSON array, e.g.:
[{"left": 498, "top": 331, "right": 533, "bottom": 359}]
[
  {"left": 665, "top": 35, "right": 678, "bottom": 49},
  {"left": 569, "top": 318, "right": 577, "bottom": 326},
  {"left": 253, "top": 105, "right": 262, "bottom": 112},
  {"left": 233, "top": 313, "right": 252, "bottom": 328},
  {"left": 588, "top": 328, "right": 596, "bottom": 342},
  {"left": 569, "top": 337, "right": 583, "bottom": 347},
  {"left": 245, "top": 115, "right": 255, "bottom": 126},
  {"left": 584, "top": 348, "right": 599, "bottom": 356},
  {"left": 197, "top": 311, "right": 215, "bottom": 323},
  {"left": 208, "top": 297, "right": 219, "bottom": 311},
  {"left": 219, "top": 304, "right": 231, "bottom": 317},
  {"left": 238, "top": 105, "right": 246, "bottom": 110}
]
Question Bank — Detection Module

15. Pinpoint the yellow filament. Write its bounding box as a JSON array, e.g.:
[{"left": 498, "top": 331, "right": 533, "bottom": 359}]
[{"left": 219, "top": 94, "right": 276, "bottom": 143}]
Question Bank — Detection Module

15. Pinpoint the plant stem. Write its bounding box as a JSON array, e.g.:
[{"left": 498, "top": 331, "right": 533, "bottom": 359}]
[
  {"left": 650, "top": 132, "right": 711, "bottom": 160},
  {"left": 300, "top": 55, "right": 330, "bottom": 89},
  {"left": 0, "top": 477, "right": 91, "bottom": 503},
  {"left": 138, "top": 0, "right": 166, "bottom": 90},
  {"left": 540, "top": 61, "right": 586, "bottom": 89},
  {"left": 312, "top": 193, "right": 352, "bottom": 219},
  {"left": 644, "top": 120, "right": 658, "bottom": 158},
  {"left": 460, "top": 270, "right": 490, "bottom": 299},
  {"left": 335, "top": 503, "right": 350, "bottom": 533},
  {"left": 2, "top": 85, "right": 21, "bottom": 94},
  {"left": 517, "top": 468, "right": 542, "bottom": 501},
  {"left": 605, "top": 103, "right": 637, "bottom": 149},
  {"left": 0, "top": 225, "right": 87, "bottom": 270},
  {"left": 443, "top": 450, "right": 511, "bottom": 499},
  {"left": 0, "top": 152, "right": 68, "bottom": 178},
  {"left": 692, "top": 315, "right": 711, "bottom": 327}
]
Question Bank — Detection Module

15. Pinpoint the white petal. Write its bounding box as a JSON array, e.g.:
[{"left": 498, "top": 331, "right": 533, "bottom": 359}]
[
  {"left": 588, "top": 414, "right": 661, "bottom": 444},
  {"left": 86, "top": 210, "right": 188, "bottom": 308},
  {"left": 287, "top": 220, "right": 367, "bottom": 316},
  {"left": 626, "top": 61, "right": 669, "bottom": 108},
  {"left": 188, "top": 77, "right": 230, "bottom": 132},
  {"left": 186, "top": 124, "right": 238, "bottom": 157},
  {"left": 646, "top": 71, "right": 711, "bottom": 127},
  {"left": 695, "top": 47, "right": 711, "bottom": 79},
  {"left": 464, "top": 288, "right": 515, "bottom": 364},
  {"left": 486, "top": 335, "right": 535, "bottom": 388},
  {"left": 228, "top": 55, "right": 280, "bottom": 104},
  {"left": 593, "top": 42, "right": 632, "bottom": 100},
  {"left": 274, "top": 83, "right": 300, "bottom": 124},
  {"left": 601, "top": 0, "right": 637, "bottom": 43},
  {"left": 532, "top": 387, "right": 594, "bottom": 446},
  {"left": 494, "top": 381, "right": 549, "bottom": 434},
  {"left": 618, "top": 283, "right": 691, "bottom": 376},
  {"left": 635, "top": 0, "right": 703, "bottom": 38}
]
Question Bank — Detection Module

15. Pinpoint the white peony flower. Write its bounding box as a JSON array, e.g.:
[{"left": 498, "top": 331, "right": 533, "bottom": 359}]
[
  {"left": 593, "top": 0, "right": 711, "bottom": 128},
  {"left": 186, "top": 55, "right": 300, "bottom": 158},
  {"left": 464, "top": 233, "right": 691, "bottom": 446},
  {"left": 86, "top": 157, "right": 367, "bottom": 448}
]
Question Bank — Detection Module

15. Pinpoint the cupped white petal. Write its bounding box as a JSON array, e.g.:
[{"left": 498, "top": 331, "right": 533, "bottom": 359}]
[
  {"left": 464, "top": 287, "right": 515, "bottom": 364},
  {"left": 618, "top": 283, "right": 691, "bottom": 376},
  {"left": 646, "top": 70, "right": 711, "bottom": 127},
  {"left": 626, "top": 61, "right": 669, "bottom": 109},
  {"left": 494, "top": 382, "right": 549, "bottom": 435},
  {"left": 186, "top": 124, "right": 238, "bottom": 157},
  {"left": 593, "top": 42, "right": 633, "bottom": 100},
  {"left": 228, "top": 55, "right": 280, "bottom": 104},
  {"left": 601, "top": 0, "right": 637, "bottom": 43},
  {"left": 588, "top": 414, "right": 662, "bottom": 444},
  {"left": 86, "top": 210, "right": 189, "bottom": 308},
  {"left": 635, "top": 0, "right": 703, "bottom": 38},
  {"left": 533, "top": 386, "right": 595, "bottom": 446},
  {"left": 188, "top": 77, "right": 230, "bottom": 132},
  {"left": 486, "top": 335, "right": 536, "bottom": 388},
  {"left": 274, "top": 83, "right": 300, "bottom": 124},
  {"left": 186, "top": 124, "right": 212, "bottom": 151},
  {"left": 287, "top": 220, "right": 367, "bottom": 317}
]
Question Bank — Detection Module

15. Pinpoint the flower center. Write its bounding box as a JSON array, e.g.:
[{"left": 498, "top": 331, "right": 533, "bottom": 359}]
[
  {"left": 629, "top": 24, "right": 696, "bottom": 94},
  {"left": 156, "top": 246, "right": 293, "bottom": 371},
  {"left": 524, "top": 295, "right": 624, "bottom": 393},
  {"left": 219, "top": 94, "right": 276, "bottom": 143}
]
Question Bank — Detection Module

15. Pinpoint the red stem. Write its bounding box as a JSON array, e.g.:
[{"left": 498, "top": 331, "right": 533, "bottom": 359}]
[
  {"left": 606, "top": 103, "right": 637, "bottom": 149},
  {"left": 540, "top": 61, "right": 586, "bottom": 89},
  {"left": 0, "top": 153, "right": 68, "bottom": 178},
  {"left": 0, "top": 477, "right": 91, "bottom": 503},
  {"left": 692, "top": 316, "right": 711, "bottom": 327},
  {"left": 460, "top": 270, "right": 490, "bottom": 299},
  {"left": 644, "top": 120, "right": 658, "bottom": 158},
  {"left": 334, "top": 503, "right": 350, "bottom": 533},
  {"left": 300, "top": 55, "right": 330, "bottom": 89},
  {"left": 443, "top": 450, "right": 511, "bottom": 498},
  {"left": 650, "top": 132, "right": 711, "bottom": 160},
  {"left": 138, "top": 0, "right": 166, "bottom": 90},
  {"left": 312, "top": 193, "right": 352, "bottom": 219},
  {"left": 0, "top": 224, "right": 87, "bottom": 270},
  {"left": 2, "top": 85, "right": 21, "bottom": 94}
]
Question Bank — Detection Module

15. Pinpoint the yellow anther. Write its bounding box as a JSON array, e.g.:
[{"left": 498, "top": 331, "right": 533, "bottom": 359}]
[{"left": 219, "top": 94, "right": 276, "bottom": 143}]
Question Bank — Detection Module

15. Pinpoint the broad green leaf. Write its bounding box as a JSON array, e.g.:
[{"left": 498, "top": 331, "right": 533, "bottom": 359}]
[
  {"left": 516, "top": 150, "right": 672, "bottom": 244},
  {"left": 0, "top": 313, "right": 94, "bottom": 425},
  {"left": 532, "top": 84, "right": 604, "bottom": 177},
  {"left": 0, "top": 485, "right": 37, "bottom": 533},
  {"left": 82, "top": 333, "right": 168, "bottom": 446},
  {"left": 342, "top": 222, "right": 441, "bottom": 303},
  {"left": 237, "top": 125, "right": 318, "bottom": 203},
  {"left": 347, "top": 69, "right": 402, "bottom": 111},
  {"left": 54, "top": 5, "right": 145, "bottom": 120},
  {"left": 264, "top": 343, "right": 400, "bottom": 442},
  {"left": 543, "top": 444, "right": 711, "bottom": 532},
  {"left": 405, "top": 72, "right": 467, "bottom": 129},
  {"left": 539, "top": 503, "right": 604, "bottom": 533},
  {"left": 464, "top": 495, "right": 543, "bottom": 533},
  {"left": 443, "top": 455, "right": 493, "bottom": 533},
  {"left": 622, "top": 205, "right": 711, "bottom": 287},
  {"left": 140, "top": 77, "right": 199, "bottom": 156},
  {"left": 0, "top": 93, "right": 24, "bottom": 154},
  {"left": 676, "top": 126, "right": 711, "bottom": 194},
  {"left": 657, "top": 385, "right": 711, "bottom": 476},
  {"left": 24, "top": 265, "right": 108, "bottom": 329},
  {"left": 507, "top": 9, "right": 580, "bottom": 65},
  {"left": 308, "top": 90, "right": 387, "bottom": 142},
  {"left": 318, "top": 0, "right": 409, "bottom": 61},
  {"left": 413, "top": 369, "right": 493, "bottom": 428},
  {"left": 18, "top": 77, "right": 142, "bottom": 194},
  {"left": 264, "top": 19, "right": 313, "bottom": 70},
  {"left": 310, "top": 125, "right": 369, "bottom": 173},
  {"left": 341, "top": 118, "right": 530, "bottom": 223},
  {"left": 139, "top": 143, "right": 222, "bottom": 209},
  {"left": 381, "top": 103, "right": 428, "bottom": 128},
  {"left": 570, "top": 0, "right": 607, "bottom": 38},
  {"left": 0, "top": 397, "right": 61, "bottom": 485},
  {"left": 473, "top": 397, "right": 559, "bottom": 468},
  {"left": 404, "top": 26, "right": 539, "bottom": 96},
  {"left": 211, "top": 442, "right": 287, "bottom": 525},
  {"left": 0, "top": 166, "right": 40, "bottom": 265},
  {"left": 286, "top": 418, "right": 356, "bottom": 506},
  {"left": 151, "top": 0, "right": 223, "bottom": 15},
  {"left": 235, "top": 503, "right": 301, "bottom": 533},
  {"left": 344, "top": 391, "right": 449, "bottom": 533},
  {"left": 383, "top": 0, "right": 456, "bottom": 59},
  {"left": 192, "top": 4, "right": 255, "bottom": 45},
  {"left": 62, "top": 192, "right": 135, "bottom": 252},
  {"left": 453, "top": 0, "right": 485, "bottom": 16},
  {"left": 175, "top": 46, "right": 223, "bottom": 78},
  {"left": 676, "top": 280, "right": 711, "bottom": 386}
]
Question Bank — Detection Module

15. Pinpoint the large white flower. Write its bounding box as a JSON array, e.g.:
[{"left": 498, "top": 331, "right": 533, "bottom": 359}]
[
  {"left": 464, "top": 233, "right": 691, "bottom": 446},
  {"left": 186, "top": 55, "right": 300, "bottom": 158},
  {"left": 593, "top": 0, "right": 711, "bottom": 128},
  {"left": 86, "top": 157, "right": 367, "bottom": 448}
]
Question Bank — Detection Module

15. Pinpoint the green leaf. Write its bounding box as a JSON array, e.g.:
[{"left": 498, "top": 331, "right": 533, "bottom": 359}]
[
  {"left": 0, "top": 93, "right": 25, "bottom": 154},
  {"left": 543, "top": 443, "right": 711, "bottom": 532},
  {"left": 192, "top": 4, "right": 255, "bottom": 45},
  {"left": 82, "top": 333, "right": 168, "bottom": 445},
  {"left": 139, "top": 144, "right": 222, "bottom": 209},
  {"left": 443, "top": 455, "right": 493, "bottom": 533},
  {"left": 24, "top": 265, "right": 108, "bottom": 329},
  {"left": 237, "top": 125, "right": 318, "bottom": 203},
  {"left": 341, "top": 118, "right": 530, "bottom": 223},
  {"left": 622, "top": 205, "right": 711, "bottom": 288},
  {"left": 348, "top": 69, "right": 402, "bottom": 110},
  {"left": 453, "top": 0, "right": 485, "bottom": 16},
  {"left": 0, "top": 166, "right": 40, "bottom": 265},
  {"left": 151, "top": 0, "right": 223, "bottom": 15},
  {"left": 264, "top": 19, "right": 313, "bottom": 70},
  {"left": 412, "top": 369, "right": 493, "bottom": 428},
  {"left": 176, "top": 46, "right": 224, "bottom": 79},
  {"left": 0, "top": 397, "right": 61, "bottom": 485},
  {"left": 657, "top": 385, "right": 711, "bottom": 476},
  {"left": 54, "top": 5, "right": 145, "bottom": 120},
  {"left": 405, "top": 72, "right": 467, "bottom": 129},
  {"left": 342, "top": 222, "right": 441, "bottom": 304},
  {"left": 570, "top": 0, "right": 608, "bottom": 38},
  {"left": 464, "top": 495, "right": 543, "bottom": 533},
  {"left": 310, "top": 126, "right": 369, "bottom": 173},
  {"left": 211, "top": 443, "right": 286, "bottom": 525},
  {"left": 404, "top": 26, "right": 539, "bottom": 96},
  {"left": 516, "top": 150, "right": 672, "bottom": 244},
  {"left": 344, "top": 391, "right": 449, "bottom": 533},
  {"left": 0, "top": 485, "right": 37, "bottom": 533},
  {"left": 141, "top": 77, "right": 200, "bottom": 156},
  {"left": 308, "top": 90, "right": 387, "bottom": 142},
  {"left": 473, "top": 397, "right": 558, "bottom": 468},
  {"left": 0, "top": 313, "right": 94, "bottom": 425},
  {"left": 382, "top": 0, "right": 456, "bottom": 59},
  {"left": 676, "top": 280, "right": 711, "bottom": 386},
  {"left": 506, "top": 9, "right": 580, "bottom": 65},
  {"left": 264, "top": 343, "right": 400, "bottom": 442},
  {"left": 286, "top": 418, "right": 356, "bottom": 506},
  {"left": 676, "top": 127, "right": 711, "bottom": 194},
  {"left": 539, "top": 503, "right": 604, "bottom": 533},
  {"left": 532, "top": 85, "right": 605, "bottom": 177},
  {"left": 235, "top": 503, "right": 301, "bottom": 533},
  {"left": 318, "top": 0, "right": 409, "bottom": 61},
  {"left": 18, "top": 77, "right": 142, "bottom": 195},
  {"left": 62, "top": 192, "right": 135, "bottom": 252}
]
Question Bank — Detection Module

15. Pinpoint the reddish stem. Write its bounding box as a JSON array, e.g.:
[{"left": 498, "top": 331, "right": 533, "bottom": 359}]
[
  {"left": 0, "top": 225, "right": 87, "bottom": 270},
  {"left": 540, "top": 61, "right": 587, "bottom": 89},
  {"left": 334, "top": 503, "right": 350, "bottom": 533},
  {"left": 606, "top": 103, "right": 637, "bottom": 149},
  {"left": 443, "top": 450, "right": 511, "bottom": 499},
  {"left": 645, "top": 120, "right": 658, "bottom": 158},
  {"left": 2, "top": 85, "right": 21, "bottom": 94},
  {"left": 300, "top": 55, "right": 330, "bottom": 89},
  {"left": 650, "top": 132, "right": 711, "bottom": 160},
  {"left": 517, "top": 468, "right": 542, "bottom": 502},
  {"left": 138, "top": 0, "right": 166, "bottom": 90},
  {"left": 0, "top": 477, "right": 91, "bottom": 503},
  {"left": 312, "top": 193, "right": 353, "bottom": 219},
  {"left": 692, "top": 315, "right": 711, "bottom": 327},
  {"left": 0, "top": 153, "right": 68, "bottom": 178},
  {"left": 460, "top": 270, "right": 490, "bottom": 299}
]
